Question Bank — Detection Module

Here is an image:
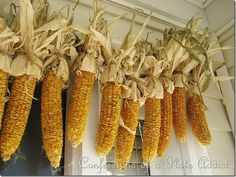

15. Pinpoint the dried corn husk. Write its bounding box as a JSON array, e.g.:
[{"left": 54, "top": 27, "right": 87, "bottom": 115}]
[
  {"left": 94, "top": 13, "right": 150, "bottom": 156},
  {"left": 67, "top": 0, "right": 104, "bottom": 148}
]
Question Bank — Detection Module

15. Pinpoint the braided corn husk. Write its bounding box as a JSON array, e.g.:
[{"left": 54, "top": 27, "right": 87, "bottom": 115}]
[
  {"left": 0, "top": 69, "right": 8, "bottom": 129},
  {"left": 41, "top": 70, "right": 63, "bottom": 168},
  {"left": 96, "top": 82, "right": 121, "bottom": 155},
  {"left": 115, "top": 99, "right": 139, "bottom": 170},
  {"left": 0, "top": 74, "right": 36, "bottom": 161},
  {"left": 67, "top": 71, "right": 95, "bottom": 147},
  {"left": 188, "top": 94, "right": 212, "bottom": 145},
  {"left": 158, "top": 90, "right": 173, "bottom": 158},
  {"left": 172, "top": 87, "right": 187, "bottom": 143},
  {"left": 142, "top": 98, "right": 161, "bottom": 163}
]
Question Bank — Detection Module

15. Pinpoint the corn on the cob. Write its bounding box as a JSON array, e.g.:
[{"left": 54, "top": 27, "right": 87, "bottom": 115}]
[
  {"left": 142, "top": 98, "right": 161, "bottom": 163},
  {"left": 41, "top": 70, "right": 63, "bottom": 168},
  {"left": 158, "top": 90, "right": 172, "bottom": 158},
  {"left": 0, "top": 69, "right": 8, "bottom": 129},
  {"left": 96, "top": 82, "right": 121, "bottom": 156},
  {"left": 115, "top": 99, "right": 139, "bottom": 170},
  {"left": 172, "top": 87, "right": 187, "bottom": 143},
  {"left": 188, "top": 94, "right": 212, "bottom": 146},
  {"left": 67, "top": 71, "right": 95, "bottom": 147},
  {"left": 0, "top": 74, "right": 36, "bottom": 161}
]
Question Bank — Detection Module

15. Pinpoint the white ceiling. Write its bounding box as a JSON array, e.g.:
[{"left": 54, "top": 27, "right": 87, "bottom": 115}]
[{"left": 185, "top": 0, "right": 214, "bottom": 9}]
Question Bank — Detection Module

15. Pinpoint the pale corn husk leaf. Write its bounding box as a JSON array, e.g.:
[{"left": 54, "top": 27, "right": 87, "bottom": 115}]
[
  {"left": 11, "top": 54, "right": 42, "bottom": 79},
  {"left": 94, "top": 15, "right": 150, "bottom": 84},
  {"left": 9, "top": 0, "right": 43, "bottom": 79},
  {"left": 0, "top": 53, "right": 11, "bottom": 73},
  {"left": 0, "top": 17, "right": 21, "bottom": 73}
]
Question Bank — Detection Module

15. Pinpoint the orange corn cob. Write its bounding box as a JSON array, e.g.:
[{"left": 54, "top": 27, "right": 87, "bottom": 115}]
[
  {"left": 115, "top": 99, "right": 139, "bottom": 170},
  {"left": 172, "top": 87, "right": 187, "bottom": 143},
  {"left": 142, "top": 98, "right": 161, "bottom": 163},
  {"left": 67, "top": 71, "right": 95, "bottom": 147},
  {"left": 0, "top": 74, "right": 36, "bottom": 161},
  {"left": 158, "top": 90, "right": 173, "bottom": 158},
  {"left": 0, "top": 69, "right": 8, "bottom": 129},
  {"left": 41, "top": 70, "right": 63, "bottom": 168},
  {"left": 96, "top": 82, "right": 121, "bottom": 156},
  {"left": 188, "top": 94, "right": 212, "bottom": 146}
]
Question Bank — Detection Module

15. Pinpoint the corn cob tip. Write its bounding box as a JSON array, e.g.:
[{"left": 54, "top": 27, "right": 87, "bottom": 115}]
[
  {"left": 2, "top": 156, "right": 10, "bottom": 162},
  {"left": 51, "top": 161, "right": 60, "bottom": 168},
  {"left": 177, "top": 138, "right": 185, "bottom": 143},
  {"left": 115, "top": 162, "right": 126, "bottom": 171},
  {"left": 72, "top": 143, "right": 79, "bottom": 148}
]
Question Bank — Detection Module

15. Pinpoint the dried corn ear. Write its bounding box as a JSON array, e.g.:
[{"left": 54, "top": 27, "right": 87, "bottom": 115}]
[
  {"left": 115, "top": 99, "right": 139, "bottom": 170},
  {"left": 0, "top": 74, "right": 36, "bottom": 161},
  {"left": 142, "top": 98, "right": 161, "bottom": 163},
  {"left": 172, "top": 87, "right": 187, "bottom": 143},
  {"left": 41, "top": 70, "right": 63, "bottom": 168},
  {"left": 96, "top": 82, "right": 121, "bottom": 156},
  {"left": 188, "top": 94, "right": 212, "bottom": 146},
  {"left": 67, "top": 71, "right": 95, "bottom": 147},
  {"left": 158, "top": 90, "right": 173, "bottom": 158},
  {"left": 0, "top": 69, "right": 8, "bottom": 129}
]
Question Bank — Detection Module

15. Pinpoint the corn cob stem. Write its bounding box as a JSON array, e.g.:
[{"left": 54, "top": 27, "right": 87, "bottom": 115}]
[
  {"left": 0, "top": 69, "right": 8, "bottom": 129},
  {"left": 172, "top": 87, "right": 187, "bottom": 143},
  {"left": 115, "top": 99, "right": 139, "bottom": 170},
  {"left": 158, "top": 90, "right": 173, "bottom": 158},
  {"left": 67, "top": 71, "right": 95, "bottom": 147},
  {"left": 188, "top": 94, "right": 212, "bottom": 146},
  {"left": 41, "top": 70, "right": 63, "bottom": 168},
  {"left": 0, "top": 74, "right": 36, "bottom": 161},
  {"left": 142, "top": 98, "right": 161, "bottom": 163},
  {"left": 96, "top": 82, "right": 121, "bottom": 156}
]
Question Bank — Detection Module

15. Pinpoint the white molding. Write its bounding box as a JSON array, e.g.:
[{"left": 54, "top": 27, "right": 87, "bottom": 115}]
[
  {"left": 216, "top": 18, "right": 234, "bottom": 37},
  {"left": 216, "top": 66, "right": 235, "bottom": 136},
  {"left": 201, "top": 0, "right": 214, "bottom": 9},
  {"left": 69, "top": 0, "right": 186, "bottom": 28},
  {"left": 185, "top": 0, "right": 214, "bottom": 9},
  {"left": 109, "top": 0, "right": 187, "bottom": 27}
]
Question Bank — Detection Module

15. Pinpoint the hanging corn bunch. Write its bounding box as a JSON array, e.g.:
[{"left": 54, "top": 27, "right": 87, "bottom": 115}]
[
  {"left": 35, "top": 3, "right": 81, "bottom": 167},
  {"left": 0, "top": 0, "right": 44, "bottom": 161},
  {"left": 92, "top": 12, "right": 150, "bottom": 156},
  {"left": 138, "top": 41, "right": 164, "bottom": 163},
  {"left": 170, "top": 17, "right": 205, "bottom": 143},
  {"left": 67, "top": 0, "right": 104, "bottom": 148},
  {"left": 155, "top": 24, "right": 191, "bottom": 157},
  {"left": 0, "top": 17, "right": 21, "bottom": 129},
  {"left": 114, "top": 16, "right": 150, "bottom": 168},
  {"left": 180, "top": 17, "right": 232, "bottom": 146}
]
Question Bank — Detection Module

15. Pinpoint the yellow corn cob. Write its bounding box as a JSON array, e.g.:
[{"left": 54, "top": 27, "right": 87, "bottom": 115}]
[
  {"left": 142, "top": 98, "right": 161, "bottom": 163},
  {"left": 172, "top": 87, "right": 187, "bottom": 143},
  {"left": 96, "top": 82, "right": 121, "bottom": 155},
  {"left": 188, "top": 94, "right": 212, "bottom": 146},
  {"left": 67, "top": 71, "right": 95, "bottom": 147},
  {"left": 0, "top": 69, "right": 8, "bottom": 129},
  {"left": 41, "top": 70, "right": 63, "bottom": 168},
  {"left": 158, "top": 90, "right": 173, "bottom": 158},
  {"left": 115, "top": 99, "right": 139, "bottom": 170},
  {"left": 0, "top": 74, "right": 36, "bottom": 161}
]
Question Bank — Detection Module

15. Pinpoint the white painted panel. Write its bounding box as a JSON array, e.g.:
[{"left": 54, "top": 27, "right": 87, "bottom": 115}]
[
  {"left": 216, "top": 66, "right": 234, "bottom": 135},
  {"left": 207, "top": 130, "right": 234, "bottom": 175},
  {"left": 203, "top": 96, "right": 231, "bottom": 131},
  {"left": 204, "top": 80, "right": 223, "bottom": 98},
  {"left": 149, "top": 130, "right": 184, "bottom": 175},
  {"left": 219, "top": 31, "right": 234, "bottom": 89},
  {"left": 205, "top": 0, "right": 234, "bottom": 31}
]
